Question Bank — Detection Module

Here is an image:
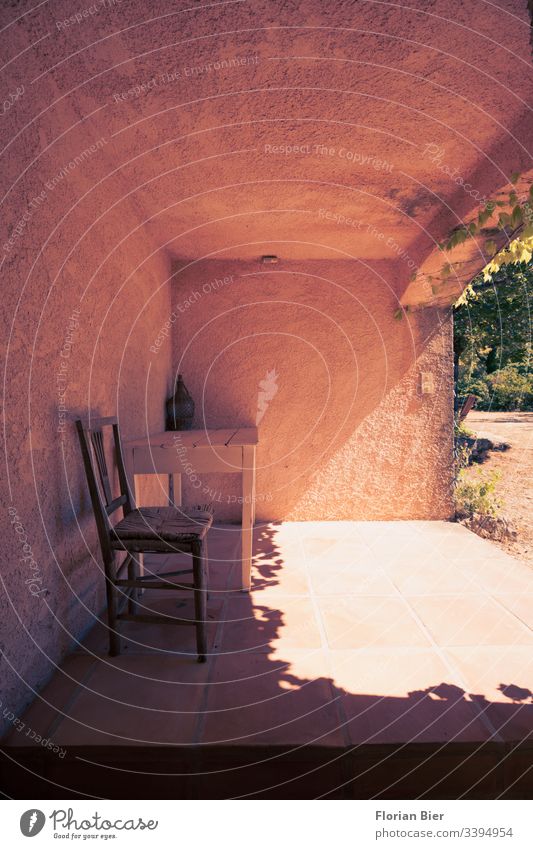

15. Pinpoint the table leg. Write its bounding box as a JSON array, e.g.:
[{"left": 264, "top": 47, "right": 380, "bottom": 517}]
[
  {"left": 168, "top": 474, "right": 182, "bottom": 507},
  {"left": 175, "top": 473, "right": 182, "bottom": 506},
  {"left": 123, "top": 445, "right": 143, "bottom": 583},
  {"left": 241, "top": 445, "right": 256, "bottom": 591}
]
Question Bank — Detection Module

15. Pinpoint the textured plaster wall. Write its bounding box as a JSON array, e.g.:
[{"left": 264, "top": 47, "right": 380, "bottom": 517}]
[
  {"left": 1, "top": 0, "right": 529, "bottom": 738},
  {"left": 171, "top": 259, "right": 454, "bottom": 522},
  {"left": 1, "top": 133, "right": 173, "bottom": 737}
]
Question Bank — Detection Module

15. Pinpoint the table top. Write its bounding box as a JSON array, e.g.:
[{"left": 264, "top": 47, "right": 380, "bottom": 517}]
[{"left": 125, "top": 427, "right": 258, "bottom": 449}]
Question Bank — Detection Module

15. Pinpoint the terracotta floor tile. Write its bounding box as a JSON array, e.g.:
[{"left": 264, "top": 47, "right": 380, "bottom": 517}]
[
  {"left": 444, "top": 646, "right": 533, "bottom": 742},
  {"left": 220, "top": 595, "right": 322, "bottom": 653},
  {"left": 458, "top": 561, "right": 533, "bottom": 595},
  {"left": 206, "top": 648, "right": 297, "bottom": 684},
  {"left": 201, "top": 650, "right": 343, "bottom": 746},
  {"left": 3, "top": 655, "right": 96, "bottom": 746},
  {"left": 78, "top": 595, "right": 223, "bottom": 658},
  {"left": 449, "top": 546, "right": 525, "bottom": 565},
  {"left": 495, "top": 595, "right": 533, "bottom": 630},
  {"left": 329, "top": 649, "right": 491, "bottom": 744},
  {"left": 252, "top": 526, "right": 300, "bottom": 564},
  {"left": 8, "top": 520, "right": 533, "bottom": 765},
  {"left": 385, "top": 560, "right": 482, "bottom": 595},
  {"left": 240, "top": 527, "right": 308, "bottom": 593},
  {"left": 301, "top": 536, "right": 373, "bottom": 567},
  {"left": 308, "top": 562, "right": 396, "bottom": 596},
  {"left": 318, "top": 597, "right": 430, "bottom": 649},
  {"left": 408, "top": 596, "right": 533, "bottom": 646},
  {"left": 366, "top": 529, "right": 473, "bottom": 567},
  {"left": 52, "top": 655, "right": 208, "bottom": 746},
  {"left": 367, "top": 540, "right": 434, "bottom": 563},
  {"left": 148, "top": 543, "right": 238, "bottom": 594},
  {"left": 250, "top": 565, "right": 310, "bottom": 596}
]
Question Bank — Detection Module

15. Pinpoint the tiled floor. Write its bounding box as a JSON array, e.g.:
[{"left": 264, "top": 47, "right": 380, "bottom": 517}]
[{"left": 3, "top": 521, "right": 533, "bottom": 798}]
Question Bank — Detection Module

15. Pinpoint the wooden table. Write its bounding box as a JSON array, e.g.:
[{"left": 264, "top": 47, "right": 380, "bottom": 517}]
[{"left": 123, "top": 428, "right": 258, "bottom": 591}]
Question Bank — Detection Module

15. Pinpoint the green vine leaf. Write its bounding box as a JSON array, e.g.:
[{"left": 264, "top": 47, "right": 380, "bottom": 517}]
[
  {"left": 454, "top": 282, "right": 475, "bottom": 307},
  {"left": 478, "top": 207, "right": 493, "bottom": 227},
  {"left": 498, "top": 213, "right": 511, "bottom": 229},
  {"left": 511, "top": 205, "right": 523, "bottom": 228},
  {"left": 440, "top": 177, "right": 531, "bottom": 286}
]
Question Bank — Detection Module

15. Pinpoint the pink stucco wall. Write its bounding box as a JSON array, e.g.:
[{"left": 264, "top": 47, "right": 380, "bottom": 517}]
[
  {"left": 1, "top": 176, "right": 172, "bottom": 737},
  {"left": 170, "top": 259, "right": 454, "bottom": 522},
  {"left": 1, "top": 0, "right": 531, "bottom": 739}
]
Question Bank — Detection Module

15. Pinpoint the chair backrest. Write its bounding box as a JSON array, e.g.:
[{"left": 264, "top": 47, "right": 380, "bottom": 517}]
[{"left": 76, "top": 417, "right": 134, "bottom": 554}]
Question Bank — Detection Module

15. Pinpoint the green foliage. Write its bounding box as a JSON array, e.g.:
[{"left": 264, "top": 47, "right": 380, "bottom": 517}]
[
  {"left": 435, "top": 177, "right": 533, "bottom": 290},
  {"left": 459, "top": 367, "right": 533, "bottom": 412},
  {"left": 486, "top": 364, "right": 533, "bottom": 410},
  {"left": 454, "top": 260, "right": 533, "bottom": 410},
  {"left": 454, "top": 420, "right": 474, "bottom": 473},
  {"left": 393, "top": 305, "right": 410, "bottom": 321},
  {"left": 454, "top": 420, "right": 474, "bottom": 439},
  {"left": 454, "top": 439, "right": 473, "bottom": 475},
  {"left": 455, "top": 468, "right": 502, "bottom": 517},
  {"left": 461, "top": 377, "right": 490, "bottom": 408}
]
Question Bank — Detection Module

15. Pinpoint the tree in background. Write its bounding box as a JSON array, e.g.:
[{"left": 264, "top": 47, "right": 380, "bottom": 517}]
[{"left": 454, "top": 260, "right": 533, "bottom": 411}]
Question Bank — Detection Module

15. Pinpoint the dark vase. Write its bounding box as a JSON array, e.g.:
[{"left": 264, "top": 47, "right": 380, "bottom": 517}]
[{"left": 166, "top": 374, "right": 195, "bottom": 430}]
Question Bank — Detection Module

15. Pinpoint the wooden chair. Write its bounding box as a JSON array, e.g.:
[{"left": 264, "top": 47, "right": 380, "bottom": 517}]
[{"left": 75, "top": 417, "right": 213, "bottom": 662}]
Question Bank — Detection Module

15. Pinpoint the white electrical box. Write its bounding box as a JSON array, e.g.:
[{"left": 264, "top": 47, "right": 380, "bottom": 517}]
[
  {"left": 421, "top": 372, "right": 435, "bottom": 394},
  {"left": 420, "top": 371, "right": 435, "bottom": 395}
]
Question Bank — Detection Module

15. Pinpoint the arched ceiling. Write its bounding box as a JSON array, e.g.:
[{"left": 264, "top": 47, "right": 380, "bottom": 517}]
[{"left": 3, "top": 0, "right": 533, "bottom": 304}]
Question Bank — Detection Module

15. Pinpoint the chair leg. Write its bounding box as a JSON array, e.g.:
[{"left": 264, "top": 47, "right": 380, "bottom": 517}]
[
  {"left": 192, "top": 541, "right": 207, "bottom": 663},
  {"left": 204, "top": 537, "right": 210, "bottom": 601},
  {"left": 105, "top": 557, "right": 120, "bottom": 656},
  {"left": 127, "top": 554, "right": 138, "bottom": 616}
]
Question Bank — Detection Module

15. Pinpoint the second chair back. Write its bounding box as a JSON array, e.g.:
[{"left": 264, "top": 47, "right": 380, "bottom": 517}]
[{"left": 76, "top": 417, "right": 134, "bottom": 558}]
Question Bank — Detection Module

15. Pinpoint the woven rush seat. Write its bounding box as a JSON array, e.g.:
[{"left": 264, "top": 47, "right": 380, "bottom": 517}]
[{"left": 111, "top": 507, "right": 213, "bottom": 547}]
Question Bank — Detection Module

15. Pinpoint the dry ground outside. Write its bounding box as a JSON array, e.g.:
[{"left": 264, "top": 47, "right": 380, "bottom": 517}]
[{"left": 465, "top": 412, "right": 533, "bottom": 565}]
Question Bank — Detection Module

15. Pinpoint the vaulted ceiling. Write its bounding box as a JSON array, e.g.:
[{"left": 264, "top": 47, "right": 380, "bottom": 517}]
[{"left": 3, "top": 0, "right": 533, "bottom": 305}]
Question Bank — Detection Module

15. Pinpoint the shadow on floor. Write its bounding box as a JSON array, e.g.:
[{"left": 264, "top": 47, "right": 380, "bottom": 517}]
[{"left": 2, "top": 522, "right": 533, "bottom": 799}]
